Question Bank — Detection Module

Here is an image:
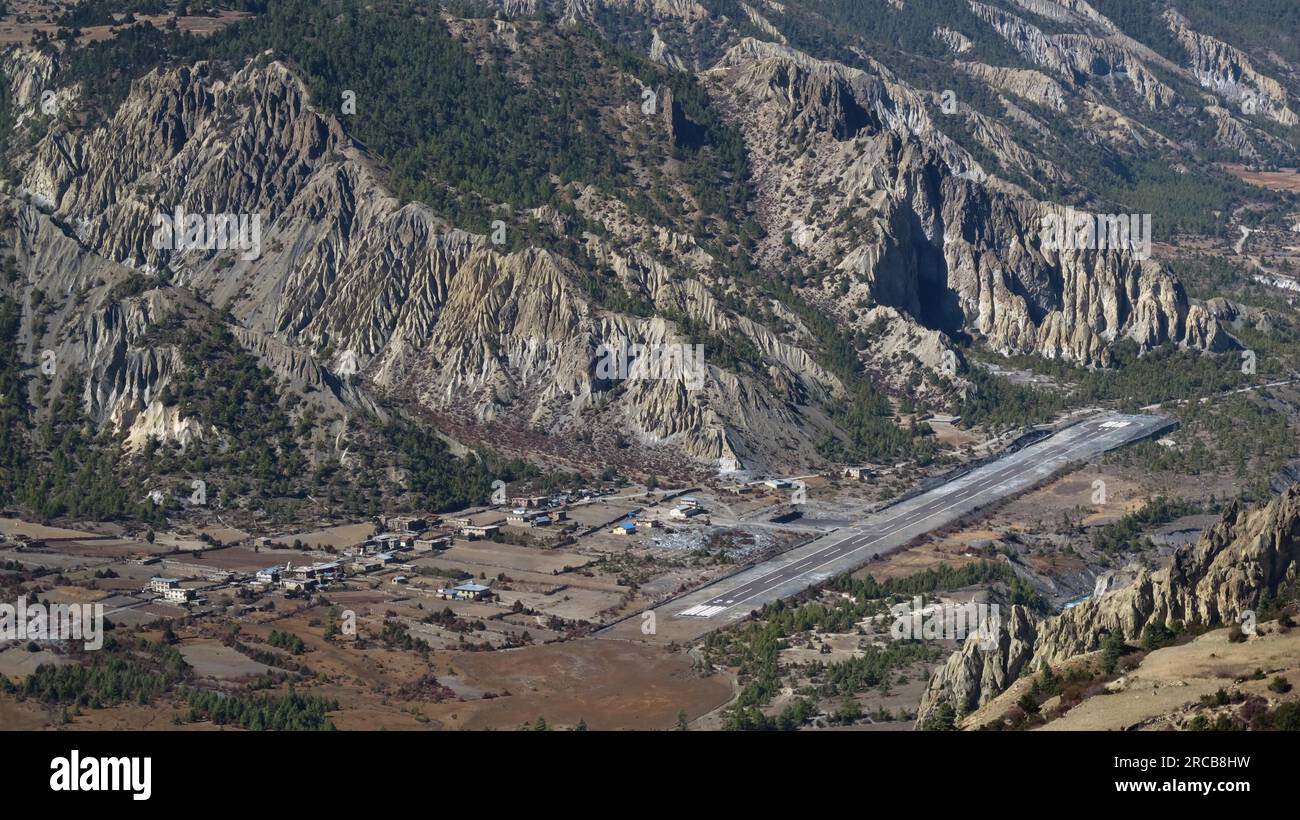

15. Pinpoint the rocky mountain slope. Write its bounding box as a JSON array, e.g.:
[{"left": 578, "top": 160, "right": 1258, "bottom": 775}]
[
  {"left": 0, "top": 0, "right": 1290, "bottom": 519},
  {"left": 6, "top": 50, "right": 848, "bottom": 473},
  {"left": 917, "top": 483, "right": 1300, "bottom": 727}
]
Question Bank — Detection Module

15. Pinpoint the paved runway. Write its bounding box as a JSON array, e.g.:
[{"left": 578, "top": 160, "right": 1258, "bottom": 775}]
[{"left": 607, "top": 412, "right": 1172, "bottom": 639}]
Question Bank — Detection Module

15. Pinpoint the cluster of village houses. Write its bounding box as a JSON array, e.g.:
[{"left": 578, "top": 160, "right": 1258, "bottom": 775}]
[
  {"left": 607, "top": 496, "right": 710, "bottom": 537},
  {"left": 137, "top": 495, "right": 587, "bottom": 608},
  {"left": 143, "top": 531, "right": 494, "bottom": 606}
]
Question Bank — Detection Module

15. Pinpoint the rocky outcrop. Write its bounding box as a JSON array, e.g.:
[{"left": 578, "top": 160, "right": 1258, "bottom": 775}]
[
  {"left": 501, "top": 0, "right": 709, "bottom": 25},
  {"left": 1035, "top": 490, "right": 1300, "bottom": 662},
  {"left": 7, "top": 196, "right": 179, "bottom": 432},
  {"left": 933, "top": 27, "right": 973, "bottom": 55},
  {"left": 917, "top": 604, "right": 1039, "bottom": 724},
  {"left": 649, "top": 28, "right": 688, "bottom": 71},
  {"left": 739, "top": 2, "right": 787, "bottom": 44},
  {"left": 959, "top": 105, "right": 1066, "bottom": 186},
  {"left": 955, "top": 62, "right": 1068, "bottom": 112},
  {"left": 1, "top": 48, "right": 61, "bottom": 128},
  {"left": 714, "top": 39, "right": 979, "bottom": 174},
  {"left": 969, "top": 2, "right": 1176, "bottom": 110},
  {"left": 852, "top": 305, "right": 969, "bottom": 404},
  {"left": 1165, "top": 9, "right": 1298, "bottom": 126},
  {"left": 611, "top": 0, "right": 709, "bottom": 21},
  {"left": 918, "top": 485, "right": 1300, "bottom": 726},
  {"left": 1006, "top": 0, "right": 1115, "bottom": 30},
  {"left": 708, "top": 39, "right": 1229, "bottom": 367}
]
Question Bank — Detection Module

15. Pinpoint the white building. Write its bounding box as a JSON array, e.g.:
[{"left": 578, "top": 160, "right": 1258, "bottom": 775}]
[{"left": 255, "top": 566, "right": 281, "bottom": 584}]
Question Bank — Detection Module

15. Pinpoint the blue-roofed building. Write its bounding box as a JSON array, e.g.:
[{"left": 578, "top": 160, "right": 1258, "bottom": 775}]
[{"left": 437, "top": 580, "right": 494, "bottom": 601}]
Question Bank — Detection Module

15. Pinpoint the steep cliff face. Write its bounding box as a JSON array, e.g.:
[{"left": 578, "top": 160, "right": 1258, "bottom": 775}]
[
  {"left": 917, "top": 485, "right": 1300, "bottom": 726},
  {"left": 707, "top": 39, "right": 1229, "bottom": 366}
]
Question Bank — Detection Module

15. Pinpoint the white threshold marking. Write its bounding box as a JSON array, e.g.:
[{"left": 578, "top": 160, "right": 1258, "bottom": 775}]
[{"left": 678, "top": 604, "right": 729, "bottom": 618}]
